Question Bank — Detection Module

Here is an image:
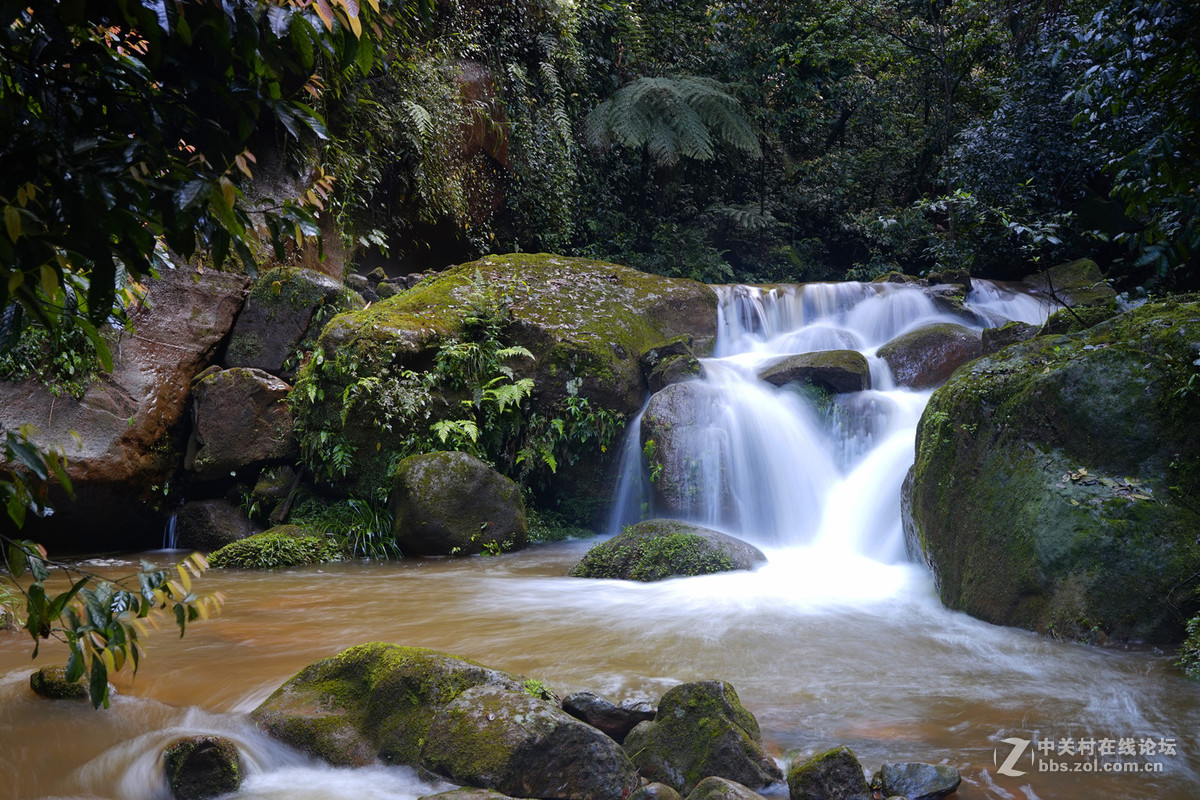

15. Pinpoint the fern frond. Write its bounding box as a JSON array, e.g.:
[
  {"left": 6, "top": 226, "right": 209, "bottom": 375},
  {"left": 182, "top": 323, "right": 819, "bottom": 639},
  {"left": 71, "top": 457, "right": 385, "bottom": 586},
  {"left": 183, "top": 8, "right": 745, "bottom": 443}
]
[{"left": 585, "top": 76, "right": 760, "bottom": 167}]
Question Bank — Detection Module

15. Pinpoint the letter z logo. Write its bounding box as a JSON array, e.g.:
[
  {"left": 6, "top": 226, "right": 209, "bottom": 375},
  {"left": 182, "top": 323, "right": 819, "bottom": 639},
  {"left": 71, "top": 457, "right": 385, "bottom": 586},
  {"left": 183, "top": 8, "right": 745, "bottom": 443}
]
[{"left": 995, "top": 737, "right": 1031, "bottom": 777}]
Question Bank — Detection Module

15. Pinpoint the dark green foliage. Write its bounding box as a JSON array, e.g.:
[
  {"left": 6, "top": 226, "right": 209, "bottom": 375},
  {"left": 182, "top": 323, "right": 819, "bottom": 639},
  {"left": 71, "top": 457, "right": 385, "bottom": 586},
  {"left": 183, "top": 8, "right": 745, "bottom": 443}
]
[
  {"left": 287, "top": 495, "right": 400, "bottom": 560},
  {"left": 1178, "top": 616, "right": 1200, "bottom": 678}
]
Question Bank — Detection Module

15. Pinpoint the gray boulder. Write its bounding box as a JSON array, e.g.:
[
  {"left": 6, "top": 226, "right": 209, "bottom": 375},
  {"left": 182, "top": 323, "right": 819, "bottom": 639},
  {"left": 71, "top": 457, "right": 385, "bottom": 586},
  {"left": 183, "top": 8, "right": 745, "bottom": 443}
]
[
  {"left": 787, "top": 746, "right": 869, "bottom": 800},
  {"left": 163, "top": 736, "right": 243, "bottom": 800},
  {"left": 568, "top": 520, "right": 766, "bottom": 582},
  {"left": 185, "top": 367, "right": 297, "bottom": 481},
  {"left": 422, "top": 684, "right": 640, "bottom": 800},
  {"left": 639, "top": 381, "right": 730, "bottom": 518},
  {"left": 623, "top": 681, "right": 782, "bottom": 795},
  {"left": 223, "top": 266, "right": 353, "bottom": 378},
  {"left": 174, "top": 499, "right": 259, "bottom": 552},
  {"left": 389, "top": 451, "right": 527, "bottom": 556},
  {"left": 562, "top": 691, "right": 656, "bottom": 743},
  {"left": 980, "top": 321, "right": 1038, "bottom": 355},
  {"left": 0, "top": 265, "right": 248, "bottom": 549},
  {"left": 872, "top": 763, "right": 961, "bottom": 800},
  {"left": 629, "top": 784, "right": 683, "bottom": 800},
  {"left": 877, "top": 323, "right": 982, "bottom": 389},
  {"left": 757, "top": 351, "right": 870, "bottom": 394},
  {"left": 641, "top": 336, "right": 704, "bottom": 394}
]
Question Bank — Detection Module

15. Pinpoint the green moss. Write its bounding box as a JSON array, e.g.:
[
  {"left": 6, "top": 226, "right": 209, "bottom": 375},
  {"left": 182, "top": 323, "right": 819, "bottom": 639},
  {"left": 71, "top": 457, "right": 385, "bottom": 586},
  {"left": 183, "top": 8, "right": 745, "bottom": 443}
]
[
  {"left": 251, "top": 643, "right": 526, "bottom": 767},
  {"left": 29, "top": 665, "right": 89, "bottom": 700},
  {"left": 569, "top": 524, "right": 738, "bottom": 582},
  {"left": 208, "top": 527, "right": 344, "bottom": 569}
]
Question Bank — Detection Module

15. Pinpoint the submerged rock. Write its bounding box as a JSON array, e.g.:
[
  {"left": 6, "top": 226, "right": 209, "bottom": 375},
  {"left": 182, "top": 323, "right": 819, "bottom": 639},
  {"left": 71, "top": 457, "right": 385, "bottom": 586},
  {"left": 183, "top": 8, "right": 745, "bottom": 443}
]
[
  {"left": 568, "top": 520, "right": 766, "bottom": 582},
  {"left": 904, "top": 300, "right": 1200, "bottom": 642},
  {"left": 163, "top": 736, "right": 243, "bottom": 800},
  {"left": 876, "top": 323, "right": 982, "bottom": 389},
  {"left": 623, "top": 681, "right": 782, "bottom": 794},
  {"left": 389, "top": 451, "right": 527, "bottom": 556},
  {"left": 757, "top": 351, "right": 870, "bottom": 394},
  {"left": 29, "top": 665, "right": 89, "bottom": 700},
  {"left": 872, "top": 763, "right": 961, "bottom": 800},
  {"left": 787, "top": 746, "right": 869, "bottom": 800},
  {"left": 562, "top": 691, "right": 656, "bottom": 743}
]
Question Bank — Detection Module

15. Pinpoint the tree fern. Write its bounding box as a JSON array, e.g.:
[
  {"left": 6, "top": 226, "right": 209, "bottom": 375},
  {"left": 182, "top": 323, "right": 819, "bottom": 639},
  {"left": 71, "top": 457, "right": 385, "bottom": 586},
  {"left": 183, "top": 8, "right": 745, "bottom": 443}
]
[{"left": 585, "top": 76, "right": 762, "bottom": 167}]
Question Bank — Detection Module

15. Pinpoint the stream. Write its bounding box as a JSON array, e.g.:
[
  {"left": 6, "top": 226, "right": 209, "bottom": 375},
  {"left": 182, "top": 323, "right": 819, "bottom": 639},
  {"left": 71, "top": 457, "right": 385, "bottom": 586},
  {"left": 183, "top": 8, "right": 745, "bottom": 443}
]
[{"left": 2, "top": 280, "right": 1198, "bottom": 800}]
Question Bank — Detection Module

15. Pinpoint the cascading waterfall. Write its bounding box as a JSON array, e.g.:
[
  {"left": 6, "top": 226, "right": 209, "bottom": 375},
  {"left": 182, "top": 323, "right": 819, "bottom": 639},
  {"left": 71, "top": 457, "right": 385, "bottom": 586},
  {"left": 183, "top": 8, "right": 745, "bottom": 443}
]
[{"left": 611, "top": 279, "right": 1056, "bottom": 561}]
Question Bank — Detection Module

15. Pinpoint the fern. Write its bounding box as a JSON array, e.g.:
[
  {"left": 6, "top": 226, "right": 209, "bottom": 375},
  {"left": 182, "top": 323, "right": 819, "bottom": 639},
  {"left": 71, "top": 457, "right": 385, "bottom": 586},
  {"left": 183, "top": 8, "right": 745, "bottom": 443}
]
[{"left": 585, "top": 76, "right": 762, "bottom": 167}]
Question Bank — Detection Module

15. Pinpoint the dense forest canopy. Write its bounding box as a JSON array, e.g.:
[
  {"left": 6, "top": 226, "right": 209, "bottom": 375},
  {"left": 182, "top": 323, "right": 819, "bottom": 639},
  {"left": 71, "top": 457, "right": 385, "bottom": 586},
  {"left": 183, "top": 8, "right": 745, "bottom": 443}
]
[{"left": 2, "top": 0, "right": 1197, "bottom": 347}]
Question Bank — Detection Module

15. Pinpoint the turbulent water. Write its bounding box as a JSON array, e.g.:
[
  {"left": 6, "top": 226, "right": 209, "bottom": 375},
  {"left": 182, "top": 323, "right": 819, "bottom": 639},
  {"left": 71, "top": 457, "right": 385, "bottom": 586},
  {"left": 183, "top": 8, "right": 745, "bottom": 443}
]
[{"left": 2, "top": 280, "right": 1198, "bottom": 800}]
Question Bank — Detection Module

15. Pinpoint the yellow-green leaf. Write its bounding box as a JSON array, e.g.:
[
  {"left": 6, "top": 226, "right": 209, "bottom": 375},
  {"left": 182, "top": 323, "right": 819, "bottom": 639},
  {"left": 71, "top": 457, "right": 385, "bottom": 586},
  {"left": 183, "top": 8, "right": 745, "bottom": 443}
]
[{"left": 4, "top": 204, "right": 20, "bottom": 241}]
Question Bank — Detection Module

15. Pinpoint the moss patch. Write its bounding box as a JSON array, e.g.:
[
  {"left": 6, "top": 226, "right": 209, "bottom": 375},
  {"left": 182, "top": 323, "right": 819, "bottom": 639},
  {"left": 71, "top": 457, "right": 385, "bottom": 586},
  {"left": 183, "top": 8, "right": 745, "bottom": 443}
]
[
  {"left": 208, "top": 526, "right": 344, "bottom": 569},
  {"left": 569, "top": 520, "right": 765, "bottom": 582}
]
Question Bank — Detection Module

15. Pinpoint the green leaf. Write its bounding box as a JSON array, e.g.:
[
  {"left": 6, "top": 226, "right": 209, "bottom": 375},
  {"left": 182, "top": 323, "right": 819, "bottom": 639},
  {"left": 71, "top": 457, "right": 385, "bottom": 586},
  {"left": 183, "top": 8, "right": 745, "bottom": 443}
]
[{"left": 89, "top": 657, "right": 109, "bottom": 709}]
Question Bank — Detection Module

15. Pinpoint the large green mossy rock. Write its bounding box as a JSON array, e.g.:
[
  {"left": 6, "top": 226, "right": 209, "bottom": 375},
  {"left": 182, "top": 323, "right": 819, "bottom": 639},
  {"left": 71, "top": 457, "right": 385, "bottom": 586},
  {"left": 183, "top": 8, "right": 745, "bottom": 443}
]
[
  {"left": 904, "top": 300, "right": 1200, "bottom": 642},
  {"left": 623, "top": 681, "right": 782, "bottom": 795},
  {"left": 422, "top": 684, "right": 640, "bottom": 800},
  {"left": 1022, "top": 259, "right": 1116, "bottom": 309},
  {"left": 297, "top": 254, "right": 718, "bottom": 496},
  {"left": 568, "top": 520, "right": 766, "bottom": 582},
  {"left": 252, "top": 643, "right": 528, "bottom": 766},
  {"left": 253, "top": 644, "right": 638, "bottom": 799},
  {"left": 389, "top": 451, "right": 527, "bottom": 556}
]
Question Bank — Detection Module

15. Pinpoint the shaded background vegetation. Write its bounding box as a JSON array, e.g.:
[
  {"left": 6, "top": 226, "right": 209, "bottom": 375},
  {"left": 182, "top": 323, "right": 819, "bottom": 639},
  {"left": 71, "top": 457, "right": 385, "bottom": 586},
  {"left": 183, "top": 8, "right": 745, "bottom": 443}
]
[{"left": 311, "top": 0, "right": 1199, "bottom": 293}]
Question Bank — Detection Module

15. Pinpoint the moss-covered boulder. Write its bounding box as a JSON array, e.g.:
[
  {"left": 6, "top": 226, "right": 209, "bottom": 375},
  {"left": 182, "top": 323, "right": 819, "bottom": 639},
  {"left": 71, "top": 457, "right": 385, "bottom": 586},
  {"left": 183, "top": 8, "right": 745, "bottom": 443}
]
[
  {"left": 252, "top": 643, "right": 527, "bottom": 766},
  {"left": 389, "top": 451, "right": 527, "bottom": 556},
  {"left": 568, "top": 520, "right": 766, "bottom": 582},
  {"left": 562, "top": 691, "right": 656, "bottom": 743},
  {"left": 877, "top": 323, "right": 982, "bottom": 389},
  {"left": 904, "top": 300, "right": 1200, "bottom": 642},
  {"left": 184, "top": 367, "right": 297, "bottom": 481},
  {"left": 295, "top": 254, "right": 717, "bottom": 497},
  {"left": 422, "top": 683, "right": 640, "bottom": 800},
  {"left": 687, "top": 777, "right": 766, "bottom": 800},
  {"left": 163, "top": 736, "right": 243, "bottom": 800},
  {"left": 254, "top": 643, "right": 638, "bottom": 798},
  {"left": 29, "top": 665, "right": 90, "bottom": 700},
  {"left": 622, "top": 681, "right": 782, "bottom": 795},
  {"left": 1022, "top": 258, "right": 1115, "bottom": 308},
  {"left": 421, "top": 790, "right": 519, "bottom": 800},
  {"left": 208, "top": 525, "right": 342, "bottom": 568},
  {"left": 1039, "top": 304, "right": 1119, "bottom": 336},
  {"left": 980, "top": 321, "right": 1039, "bottom": 355},
  {"left": 641, "top": 336, "right": 704, "bottom": 394},
  {"left": 223, "top": 266, "right": 357, "bottom": 378},
  {"left": 871, "top": 763, "right": 961, "bottom": 800},
  {"left": 757, "top": 351, "right": 870, "bottom": 394},
  {"left": 174, "top": 499, "right": 259, "bottom": 552},
  {"left": 786, "top": 747, "right": 869, "bottom": 800}
]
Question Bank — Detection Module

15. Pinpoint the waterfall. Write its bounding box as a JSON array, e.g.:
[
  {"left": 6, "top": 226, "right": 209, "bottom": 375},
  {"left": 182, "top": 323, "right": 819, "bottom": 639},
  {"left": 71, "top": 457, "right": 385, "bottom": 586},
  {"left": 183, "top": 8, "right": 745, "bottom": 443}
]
[
  {"left": 162, "top": 504, "right": 181, "bottom": 550},
  {"left": 611, "top": 279, "right": 1048, "bottom": 557}
]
